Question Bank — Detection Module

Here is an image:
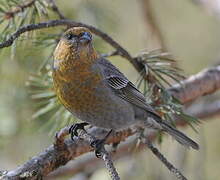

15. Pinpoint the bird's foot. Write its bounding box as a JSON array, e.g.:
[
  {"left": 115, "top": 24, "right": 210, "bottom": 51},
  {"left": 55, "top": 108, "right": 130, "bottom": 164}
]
[
  {"left": 69, "top": 122, "right": 89, "bottom": 140},
  {"left": 91, "top": 129, "right": 113, "bottom": 158},
  {"left": 112, "top": 142, "right": 120, "bottom": 153}
]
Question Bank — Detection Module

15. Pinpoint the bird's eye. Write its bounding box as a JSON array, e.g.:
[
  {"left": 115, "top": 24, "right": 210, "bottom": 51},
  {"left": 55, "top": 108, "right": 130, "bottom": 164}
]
[
  {"left": 79, "top": 32, "right": 85, "bottom": 37},
  {"left": 66, "top": 34, "right": 75, "bottom": 40}
]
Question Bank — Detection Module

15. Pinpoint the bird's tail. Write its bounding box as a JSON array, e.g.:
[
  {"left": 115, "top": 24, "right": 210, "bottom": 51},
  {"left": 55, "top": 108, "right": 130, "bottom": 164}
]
[{"left": 148, "top": 112, "right": 199, "bottom": 150}]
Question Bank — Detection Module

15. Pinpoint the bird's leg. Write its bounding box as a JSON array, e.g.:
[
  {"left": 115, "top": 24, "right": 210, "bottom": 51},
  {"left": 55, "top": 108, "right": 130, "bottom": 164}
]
[
  {"left": 111, "top": 142, "right": 120, "bottom": 153},
  {"left": 91, "top": 129, "right": 113, "bottom": 158},
  {"left": 69, "top": 122, "right": 89, "bottom": 140}
]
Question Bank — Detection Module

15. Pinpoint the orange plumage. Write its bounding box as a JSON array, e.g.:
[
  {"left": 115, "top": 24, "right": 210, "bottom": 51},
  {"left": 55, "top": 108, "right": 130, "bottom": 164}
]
[{"left": 53, "top": 28, "right": 104, "bottom": 116}]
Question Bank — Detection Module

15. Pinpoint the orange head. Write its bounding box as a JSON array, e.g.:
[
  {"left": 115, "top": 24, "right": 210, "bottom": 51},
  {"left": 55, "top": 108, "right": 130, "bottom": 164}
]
[
  {"left": 62, "top": 27, "right": 93, "bottom": 48},
  {"left": 53, "top": 27, "right": 98, "bottom": 71}
]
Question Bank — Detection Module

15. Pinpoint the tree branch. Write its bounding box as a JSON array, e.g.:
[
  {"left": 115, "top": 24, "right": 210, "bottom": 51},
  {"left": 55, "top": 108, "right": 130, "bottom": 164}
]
[
  {"left": 47, "top": 0, "right": 66, "bottom": 19},
  {"left": 186, "top": 100, "right": 220, "bottom": 119},
  {"left": 2, "top": 127, "right": 133, "bottom": 180},
  {"left": 0, "top": 19, "right": 143, "bottom": 72},
  {"left": 3, "top": 0, "right": 37, "bottom": 20},
  {"left": 168, "top": 66, "right": 220, "bottom": 103},
  {"left": 140, "top": 0, "right": 167, "bottom": 50},
  {"left": 141, "top": 138, "right": 187, "bottom": 180}
]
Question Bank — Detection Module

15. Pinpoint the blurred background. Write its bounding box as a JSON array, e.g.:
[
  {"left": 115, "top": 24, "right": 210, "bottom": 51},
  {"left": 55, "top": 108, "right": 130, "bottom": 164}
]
[{"left": 0, "top": 0, "right": 220, "bottom": 179}]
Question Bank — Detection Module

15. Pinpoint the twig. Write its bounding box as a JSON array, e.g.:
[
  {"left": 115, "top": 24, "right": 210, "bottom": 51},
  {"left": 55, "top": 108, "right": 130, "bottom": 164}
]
[
  {"left": 3, "top": 0, "right": 37, "bottom": 20},
  {"left": 47, "top": 0, "right": 66, "bottom": 19},
  {"left": 101, "top": 150, "right": 120, "bottom": 180},
  {"left": 140, "top": 0, "right": 167, "bottom": 50},
  {"left": 141, "top": 137, "right": 187, "bottom": 180},
  {"left": 76, "top": 129, "right": 120, "bottom": 180}
]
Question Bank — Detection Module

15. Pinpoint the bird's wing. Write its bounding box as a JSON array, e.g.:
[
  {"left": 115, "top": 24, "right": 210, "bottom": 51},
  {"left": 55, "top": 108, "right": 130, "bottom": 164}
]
[{"left": 97, "top": 57, "right": 157, "bottom": 114}]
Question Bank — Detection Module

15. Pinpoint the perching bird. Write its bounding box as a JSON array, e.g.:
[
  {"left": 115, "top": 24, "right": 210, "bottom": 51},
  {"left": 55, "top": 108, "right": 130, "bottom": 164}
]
[{"left": 52, "top": 27, "right": 199, "bottom": 150}]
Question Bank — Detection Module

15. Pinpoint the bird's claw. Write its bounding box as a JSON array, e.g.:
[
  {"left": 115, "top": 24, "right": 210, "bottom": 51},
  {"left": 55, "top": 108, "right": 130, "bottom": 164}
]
[
  {"left": 69, "top": 122, "right": 89, "bottom": 140},
  {"left": 90, "top": 129, "right": 113, "bottom": 158}
]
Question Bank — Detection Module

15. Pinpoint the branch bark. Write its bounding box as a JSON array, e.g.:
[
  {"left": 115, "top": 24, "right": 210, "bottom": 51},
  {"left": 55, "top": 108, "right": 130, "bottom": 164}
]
[
  {"left": 168, "top": 66, "right": 220, "bottom": 104},
  {"left": 2, "top": 128, "right": 133, "bottom": 180},
  {"left": 74, "top": 128, "right": 120, "bottom": 180},
  {"left": 141, "top": 138, "right": 187, "bottom": 180},
  {"left": 186, "top": 100, "right": 220, "bottom": 119}
]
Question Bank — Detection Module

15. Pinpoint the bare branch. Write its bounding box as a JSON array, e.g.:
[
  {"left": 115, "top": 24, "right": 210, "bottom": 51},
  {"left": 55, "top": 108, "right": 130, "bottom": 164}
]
[
  {"left": 140, "top": 0, "right": 167, "bottom": 50},
  {"left": 3, "top": 0, "right": 37, "bottom": 20},
  {"left": 47, "top": 139, "right": 145, "bottom": 179},
  {"left": 168, "top": 66, "right": 220, "bottom": 103},
  {"left": 2, "top": 127, "right": 133, "bottom": 179},
  {"left": 186, "top": 100, "right": 220, "bottom": 119},
  {"left": 47, "top": 0, "right": 66, "bottom": 19}
]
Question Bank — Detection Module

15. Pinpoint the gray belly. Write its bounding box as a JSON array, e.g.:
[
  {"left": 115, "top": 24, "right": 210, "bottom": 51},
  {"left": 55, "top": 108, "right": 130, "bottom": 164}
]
[{"left": 75, "top": 90, "right": 136, "bottom": 130}]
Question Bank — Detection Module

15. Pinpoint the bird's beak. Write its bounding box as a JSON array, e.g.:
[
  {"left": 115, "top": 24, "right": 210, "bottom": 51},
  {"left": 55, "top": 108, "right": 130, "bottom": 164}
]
[{"left": 79, "top": 32, "right": 92, "bottom": 45}]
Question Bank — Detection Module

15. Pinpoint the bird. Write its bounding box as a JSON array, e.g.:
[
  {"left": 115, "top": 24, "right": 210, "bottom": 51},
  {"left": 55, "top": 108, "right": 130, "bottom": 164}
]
[{"left": 52, "top": 27, "right": 199, "bottom": 150}]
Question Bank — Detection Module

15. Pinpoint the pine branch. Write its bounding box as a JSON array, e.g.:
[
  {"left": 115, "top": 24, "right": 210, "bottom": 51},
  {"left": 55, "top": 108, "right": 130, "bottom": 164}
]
[
  {"left": 47, "top": 0, "right": 65, "bottom": 19},
  {"left": 141, "top": 138, "right": 187, "bottom": 180},
  {"left": 3, "top": 0, "right": 37, "bottom": 20},
  {"left": 0, "top": 19, "right": 142, "bottom": 71}
]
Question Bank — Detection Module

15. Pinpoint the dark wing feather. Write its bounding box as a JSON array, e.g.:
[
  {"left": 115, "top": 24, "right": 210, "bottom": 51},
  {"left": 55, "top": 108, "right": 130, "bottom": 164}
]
[{"left": 97, "top": 58, "right": 156, "bottom": 114}]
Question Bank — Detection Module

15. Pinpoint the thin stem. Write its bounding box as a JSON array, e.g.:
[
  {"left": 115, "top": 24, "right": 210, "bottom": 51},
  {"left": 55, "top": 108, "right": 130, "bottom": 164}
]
[
  {"left": 141, "top": 138, "right": 187, "bottom": 180},
  {"left": 47, "top": 0, "right": 66, "bottom": 19},
  {"left": 76, "top": 128, "right": 120, "bottom": 180}
]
